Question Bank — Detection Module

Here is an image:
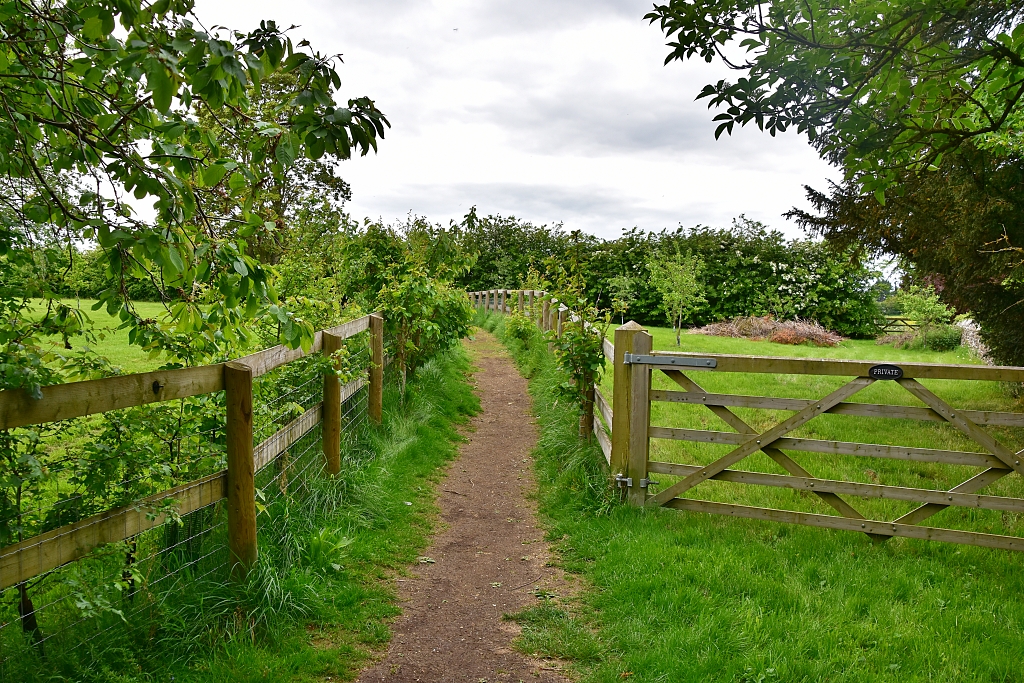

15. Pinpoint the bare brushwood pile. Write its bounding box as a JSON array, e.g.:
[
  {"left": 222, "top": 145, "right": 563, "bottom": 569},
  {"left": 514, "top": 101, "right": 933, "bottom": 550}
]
[{"left": 692, "top": 316, "right": 843, "bottom": 347}]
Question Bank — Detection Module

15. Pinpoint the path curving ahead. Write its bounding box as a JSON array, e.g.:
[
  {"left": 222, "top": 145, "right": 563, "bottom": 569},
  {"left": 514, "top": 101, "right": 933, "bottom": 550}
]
[{"left": 357, "top": 330, "right": 569, "bottom": 683}]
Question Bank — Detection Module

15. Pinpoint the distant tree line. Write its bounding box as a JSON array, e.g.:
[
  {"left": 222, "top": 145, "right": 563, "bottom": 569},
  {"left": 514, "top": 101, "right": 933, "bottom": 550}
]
[{"left": 454, "top": 209, "right": 883, "bottom": 338}]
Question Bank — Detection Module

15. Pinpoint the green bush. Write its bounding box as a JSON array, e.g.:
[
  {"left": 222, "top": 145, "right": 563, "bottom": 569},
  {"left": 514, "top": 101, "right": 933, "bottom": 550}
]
[
  {"left": 923, "top": 324, "right": 963, "bottom": 351},
  {"left": 504, "top": 310, "right": 535, "bottom": 341},
  {"left": 457, "top": 216, "right": 882, "bottom": 338}
]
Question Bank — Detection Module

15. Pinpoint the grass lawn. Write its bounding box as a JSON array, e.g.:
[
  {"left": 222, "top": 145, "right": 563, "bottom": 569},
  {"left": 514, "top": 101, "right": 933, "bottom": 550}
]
[
  {"left": 482, "top": 312, "right": 1024, "bottom": 683},
  {"left": 32, "top": 298, "right": 171, "bottom": 374}
]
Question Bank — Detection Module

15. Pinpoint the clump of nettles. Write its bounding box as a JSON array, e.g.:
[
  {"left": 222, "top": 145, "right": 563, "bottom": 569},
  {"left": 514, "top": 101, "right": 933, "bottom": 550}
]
[{"left": 692, "top": 316, "right": 843, "bottom": 347}]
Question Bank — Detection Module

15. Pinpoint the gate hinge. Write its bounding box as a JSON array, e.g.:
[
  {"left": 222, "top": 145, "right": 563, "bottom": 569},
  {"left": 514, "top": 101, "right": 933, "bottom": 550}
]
[
  {"left": 639, "top": 478, "right": 660, "bottom": 489},
  {"left": 622, "top": 354, "right": 717, "bottom": 368},
  {"left": 614, "top": 474, "right": 632, "bottom": 488}
]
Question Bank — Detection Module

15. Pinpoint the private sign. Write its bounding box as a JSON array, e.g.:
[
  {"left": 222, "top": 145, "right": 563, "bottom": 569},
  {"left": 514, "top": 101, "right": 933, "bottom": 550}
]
[{"left": 868, "top": 364, "right": 903, "bottom": 380}]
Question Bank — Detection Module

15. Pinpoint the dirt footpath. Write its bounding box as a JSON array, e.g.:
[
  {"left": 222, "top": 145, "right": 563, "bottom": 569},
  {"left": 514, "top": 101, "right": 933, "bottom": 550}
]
[{"left": 357, "top": 330, "right": 569, "bottom": 683}]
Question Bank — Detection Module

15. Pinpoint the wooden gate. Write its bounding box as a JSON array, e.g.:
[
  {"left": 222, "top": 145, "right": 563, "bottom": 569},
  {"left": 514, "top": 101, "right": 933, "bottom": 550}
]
[{"left": 610, "top": 323, "right": 1024, "bottom": 551}]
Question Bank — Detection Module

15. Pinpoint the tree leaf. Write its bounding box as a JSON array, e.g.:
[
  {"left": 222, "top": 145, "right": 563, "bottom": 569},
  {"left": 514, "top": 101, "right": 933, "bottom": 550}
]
[{"left": 275, "top": 132, "right": 295, "bottom": 166}]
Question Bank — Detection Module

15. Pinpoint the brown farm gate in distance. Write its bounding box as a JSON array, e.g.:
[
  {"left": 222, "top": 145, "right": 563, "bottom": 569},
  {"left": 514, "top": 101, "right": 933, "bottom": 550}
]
[{"left": 472, "top": 290, "right": 1024, "bottom": 552}]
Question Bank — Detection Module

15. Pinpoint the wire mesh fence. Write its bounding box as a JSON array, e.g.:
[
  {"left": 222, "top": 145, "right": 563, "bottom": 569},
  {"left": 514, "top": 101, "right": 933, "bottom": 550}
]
[{"left": 0, "top": 325, "right": 377, "bottom": 680}]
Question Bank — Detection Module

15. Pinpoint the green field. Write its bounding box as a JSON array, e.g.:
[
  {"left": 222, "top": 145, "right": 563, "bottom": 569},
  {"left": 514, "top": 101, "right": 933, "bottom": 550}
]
[
  {"left": 482, "top": 312, "right": 1024, "bottom": 683},
  {"left": 33, "top": 299, "right": 171, "bottom": 374}
]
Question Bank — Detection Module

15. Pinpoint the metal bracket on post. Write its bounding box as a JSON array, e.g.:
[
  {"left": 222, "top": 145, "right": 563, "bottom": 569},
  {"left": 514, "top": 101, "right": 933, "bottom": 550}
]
[
  {"left": 639, "top": 478, "right": 659, "bottom": 489},
  {"left": 622, "top": 354, "right": 717, "bottom": 368},
  {"left": 615, "top": 474, "right": 632, "bottom": 488}
]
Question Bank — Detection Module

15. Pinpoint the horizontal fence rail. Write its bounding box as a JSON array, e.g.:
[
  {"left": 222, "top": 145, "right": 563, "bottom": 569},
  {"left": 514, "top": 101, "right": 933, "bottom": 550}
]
[{"left": 0, "top": 316, "right": 374, "bottom": 430}]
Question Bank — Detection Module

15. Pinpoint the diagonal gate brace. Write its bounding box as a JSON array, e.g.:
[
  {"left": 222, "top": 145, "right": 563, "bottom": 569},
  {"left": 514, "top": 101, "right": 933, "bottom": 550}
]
[
  {"left": 647, "top": 376, "right": 876, "bottom": 507},
  {"left": 661, "top": 370, "right": 881, "bottom": 538}
]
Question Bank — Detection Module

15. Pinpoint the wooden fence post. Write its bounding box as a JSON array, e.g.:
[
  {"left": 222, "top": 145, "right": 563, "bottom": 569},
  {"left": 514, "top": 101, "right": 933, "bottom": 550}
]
[
  {"left": 611, "top": 322, "right": 653, "bottom": 506},
  {"left": 542, "top": 298, "right": 550, "bottom": 331},
  {"left": 557, "top": 306, "right": 565, "bottom": 337},
  {"left": 518, "top": 290, "right": 524, "bottom": 314},
  {"left": 322, "top": 331, "right": 342, "bottom": 475},
  {"left": 546, "top": 299, "right": 556, "bottom": 353},
  {"left": 225, "top": 361, "right": 257, "bottom": 576},
  {"left": 627, "top": 329, "right": 652, "bottom": 505},
  {"left": 369, "top": 313, "right": 384, "bottom": 424},
  {"left": 500, "top": 289, "right": 506, "bottom": 313}
]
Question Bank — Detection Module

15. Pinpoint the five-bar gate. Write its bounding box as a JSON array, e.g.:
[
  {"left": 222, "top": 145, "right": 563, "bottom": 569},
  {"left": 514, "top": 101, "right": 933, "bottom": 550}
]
[{"left": 610, "top": 323, "right": 1024, "bottom": 551}]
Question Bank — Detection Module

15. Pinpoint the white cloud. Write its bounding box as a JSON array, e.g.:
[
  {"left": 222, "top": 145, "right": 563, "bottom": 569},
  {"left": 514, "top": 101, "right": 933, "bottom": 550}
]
[{"left": 194, "top": 0, "right": 838, "bottom": 239}]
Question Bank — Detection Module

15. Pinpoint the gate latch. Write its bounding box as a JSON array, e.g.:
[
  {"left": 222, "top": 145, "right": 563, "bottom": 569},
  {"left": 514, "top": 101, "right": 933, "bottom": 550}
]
[
  {"left": 614, "top": 474, "right": 632, "bottom": 488},
  {"left": 639, "top": 478, "right": 659, "bottom": 489},
  {"left": 622, "top": 354, "right": 717, "bottom": 368}
]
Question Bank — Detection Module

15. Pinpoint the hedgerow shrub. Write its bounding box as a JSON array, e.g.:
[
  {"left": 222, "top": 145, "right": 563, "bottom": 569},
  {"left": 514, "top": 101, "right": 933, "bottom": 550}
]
[
  {"left": 878, "top": 325, "right": 962, "bottom": 351},
  {"left": 924, "top": 325, "right": 963, "bottom": 351},
  {"left": 504, "top": 310, "right": 535, "bottom": 341},
  {"left": 661, "top": 220, "right": 880, "bottom": 337},
  {"left": 457, "top": 215, "right": 882, "bottom": 338}
]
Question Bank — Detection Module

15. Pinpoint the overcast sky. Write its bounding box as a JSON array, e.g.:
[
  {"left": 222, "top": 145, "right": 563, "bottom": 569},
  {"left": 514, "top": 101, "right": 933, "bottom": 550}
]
[{"left": 195, "top": 0, "right": 838, "bottom": 240}]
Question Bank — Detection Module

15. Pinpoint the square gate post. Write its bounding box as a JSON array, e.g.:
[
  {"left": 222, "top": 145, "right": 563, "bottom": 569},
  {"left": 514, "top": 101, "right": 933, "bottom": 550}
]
[{"left": 611, "top": 322, "right": 652, "bottom": 506}]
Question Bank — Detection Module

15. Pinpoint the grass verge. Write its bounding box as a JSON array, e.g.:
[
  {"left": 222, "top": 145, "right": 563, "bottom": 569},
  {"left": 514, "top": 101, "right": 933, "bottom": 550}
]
[
  {"left": 2, "top": 348, "right": 478, "bottom": 682},
  {"left": 480, "top": 310, "right": 1024, "bottom": 683}
]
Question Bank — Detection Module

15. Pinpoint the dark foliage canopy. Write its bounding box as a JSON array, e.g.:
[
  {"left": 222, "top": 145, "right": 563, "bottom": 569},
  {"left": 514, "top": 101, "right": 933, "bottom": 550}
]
[
  {"left": 790, "top": 146, "right": 1024, "bottom": 364},
  {"left": 647, "top": 0, "right": 1024, "bottom": 197}
]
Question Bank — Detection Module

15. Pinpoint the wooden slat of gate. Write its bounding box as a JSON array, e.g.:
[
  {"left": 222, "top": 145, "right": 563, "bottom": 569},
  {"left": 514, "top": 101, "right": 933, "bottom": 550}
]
[
  {"left": 648, "top": 427, "right": 1007, "bottom": 469},
  {"left": 650, "top": 389, "right": 1024, "bottom": 427},
  {"left": 645, "top": 351, "right": 1024, "bottom": 382},
  {"left": 664, "top": 498, "right": 1024, "bottom": 551},
  {"left": 646, "top": 461, "right": 1024, "bottom": 512}
]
